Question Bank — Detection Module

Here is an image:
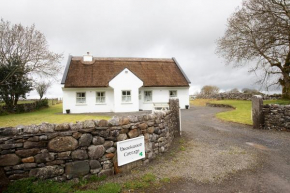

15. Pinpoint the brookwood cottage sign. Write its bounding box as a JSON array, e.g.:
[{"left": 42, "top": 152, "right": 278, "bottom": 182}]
[{"left": 117, "top": 136, "right": 145, "bottom": 166}]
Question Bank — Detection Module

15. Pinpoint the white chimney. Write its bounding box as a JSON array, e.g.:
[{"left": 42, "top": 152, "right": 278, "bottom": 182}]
[{"left": 83, "top": 52, "right": 93, "bottom": 62}]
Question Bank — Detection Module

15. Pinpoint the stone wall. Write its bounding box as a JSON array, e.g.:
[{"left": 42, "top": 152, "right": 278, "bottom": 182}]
[
  {"left": 206, "top": 103, "right": 235, "bottom": 109},
  {"left": 263, "top": 104, "right": 290, "bottom": 131},
  {"left": 196, "top": 93, "right": 281, "bottom": 101},
  {"left": 0, "top": 99, "right": 180, "bottom": 186}
]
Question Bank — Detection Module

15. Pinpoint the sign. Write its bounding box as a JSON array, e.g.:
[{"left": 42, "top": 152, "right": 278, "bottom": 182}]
[{"left": 117, "top": 136, "right": 145, "bottom": 166}]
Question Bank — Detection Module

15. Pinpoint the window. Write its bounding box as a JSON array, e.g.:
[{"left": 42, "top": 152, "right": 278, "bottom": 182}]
[
  {"left": 122, "top": 90, "right": 131, "bottom": 102},
  {"left": 144, "top": 91, "right": 152, "bottom": 102},
  {"left": 169, "top": 90, "right": 177, "bottom": 98},
  {"left": 76, "top": 92, "right": 86, "bottom": 103},
  {"left": 96, "top": 92, "right": 106, "bottom": 104},
  {"left": 139, "top": 91, "right": 142, "bottom": 100}
]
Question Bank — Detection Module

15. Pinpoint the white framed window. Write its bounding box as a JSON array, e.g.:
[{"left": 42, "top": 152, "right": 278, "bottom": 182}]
[
  {"left": 122, "top": 90, "right": 131, "bottom": 102},
  {"left": 169, "top": 90, "right": 177, "bottom": 98},
  {"left": 96, "top": 92, "right": 106, "bottom": 104},
  {"left": 144, "top": 91, "right": 152, "bottom": 102},
  {"left": 76, "top": 92, "right": 86, "bottom": 104},
  {"left": 139, "top": 91, "right": 142, "bottom": 100}
]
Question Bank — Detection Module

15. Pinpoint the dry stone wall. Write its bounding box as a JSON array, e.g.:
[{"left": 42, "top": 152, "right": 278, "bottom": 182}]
[
  {"left": 196, "top": 93, "right": 281, "bottom": 100},
  {"left": 0, "top": 99, "right": 180, "bottom": 185},
  {"left": 263, "top": 104, "right": 290, "bottom": 131}
]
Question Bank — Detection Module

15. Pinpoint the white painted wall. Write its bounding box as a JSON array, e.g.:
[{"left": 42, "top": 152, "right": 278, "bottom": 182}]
[
  {"left": 109, "top": 68, "right": 143, "bottom": 112},
  {"left": 62, "top": 87, "right": 114, "bottom": 113},
  {"left": 139, "top": 87, "right": 189, "bottom": 110}
]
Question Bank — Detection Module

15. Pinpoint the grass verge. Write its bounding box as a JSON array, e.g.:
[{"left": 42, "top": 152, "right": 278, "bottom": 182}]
[
  {"left": 0, "top": 103, "right": 111, "bottom": 127},
  {"left": 209, "top": 99, "right": 290, "bottom": 125}
]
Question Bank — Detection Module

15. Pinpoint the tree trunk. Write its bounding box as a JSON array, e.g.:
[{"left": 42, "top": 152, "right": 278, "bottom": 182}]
[{"left": 282, "top": 82, "right": 290, "bottom": 99}]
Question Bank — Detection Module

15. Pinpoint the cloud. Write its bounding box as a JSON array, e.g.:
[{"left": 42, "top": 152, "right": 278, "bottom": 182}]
[{"left": 0, "top": 0, "right": 280, "bottom": 98}]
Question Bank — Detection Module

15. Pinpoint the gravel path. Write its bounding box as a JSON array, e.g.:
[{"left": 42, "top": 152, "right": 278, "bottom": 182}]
[{"left": 155, "top": 106, "right": 290, "bottom": 193}]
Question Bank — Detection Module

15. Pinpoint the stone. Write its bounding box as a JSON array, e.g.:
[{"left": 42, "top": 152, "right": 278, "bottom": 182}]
[
  {"left": 0, "top": 154, "right": 21, "bottom": 166},
  {"left": 127, "top": 115, "right": 138, "bottom": 123},
  {"left": 29, "top": 166, "right": 64, "bottom": 179},
  {"left": 83, "top": 120, "right": 95, "bottom": 128},
  {"left": 22, "top": 157, "right": 34, "bottom": 163},
  {"left": 35, "top": 152, "right": 55, "bottom": 163},
  {"left": 122, "top": 124, "right": 131, "bottom": 129},
  {"left": 128, "top": 129, "right": 140, "bottom": 138},
  {"left": 92, "top": 136, "right": 105, "bottom": 145},
  {"left": 24, "top": 125, "right": 39, "bottom": 134},
  {"left": 98, "top": 120, "right": 108, "bottom": 127},
  {"left": 39, "top": 135, "right": 48, "bottom": 141},
  {"left": 0, "top": 143, "right": 23, "bottom": 149},
  {"left": 105, "top": 153, "right": 115, "bottom": 159},
  {"left": 55, "top": 123, "right": 70, "bottom": 131},
  {"left": 0, "top": 168, "right": 9, "bottom": 188},
  {"left": 0, "top": 128, "right": 19, "bottom": 136},
  {"left": 9, "top": 173, "right": 29, "bottom": 180},
  {"left": 108, "top": 117, "right": 119, "bottom": 126},
  {"left": 65, "top": 161, "right": 90, "bottom": 178},
  {"left": 46, "top": 133, "right": 59, "bottom": 140},
  {"left": 147, "top": 127, "right": 155, "bottom": 134},
  {"left": 117, "top": 134, "right": 127, "bottom": 141},
  {"left": 13, "top": 163, "right": 37, "bottom": 170},
  {"left": 98, "top": 169, "right": 114, "bottom": 177},
  {"left": 88, "top": 145, "right": 105, "bottom": 159},
  {"left": 28, "top": 136, "right": 39, "bottom": 142},
  {"left": 15, "top": 148, "right": 40, "bottom": 157},
  {"left": 103, "top": 141, "right": 114, "bottom": 149},
  {"left": 103, "top": 162, "right": 113, "bottom": 170},
  {"left": 147, "top": 121, "right": 155, "bottom": 127},
  {"left": 57, "top": 151, "right": 71, "bottom": 159},
  {"left": 79, "top": 134, "right": 93, "bottom": 146},
  {"left": 40, "top": 123, "right": 55, "bottom": 133},
  {"left": 90, "top": 168, "right": 102, "bottom": 174},
  {"left": 71, "top": 150, "right": 88, "bottom": 160},
  {"left": 46, "top": 160, "right": 64, "bottom": 166},
  {"left": 138, "top": 123, "right": 148, "bottom": 130},
  {"left": 72, "top": 132, "right": 82, "bottom": 139},
  {"left": 24, "top": 141, "right": 47, "bottom": 149},
  {"left": 48, "top": 136, "right": 78, "bottom": 152},
  {"left": 89, "top": 160, "right": 101, "bottom": 169},
  {"left": 120, "top": 117, "right": 130, "bottom": 125},
  {"left": 106, "top": 147, "right": 116, "bottom": 153}
]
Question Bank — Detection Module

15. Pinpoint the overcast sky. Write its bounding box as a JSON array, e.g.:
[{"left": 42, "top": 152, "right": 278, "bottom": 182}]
[{"left": 0, "top": 0, "right": 278, "bottom": 98}]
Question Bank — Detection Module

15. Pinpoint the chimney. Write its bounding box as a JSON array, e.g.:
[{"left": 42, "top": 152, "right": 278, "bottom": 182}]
[{"left": 83, "top": 52, "right": 93, "bottom": 62}]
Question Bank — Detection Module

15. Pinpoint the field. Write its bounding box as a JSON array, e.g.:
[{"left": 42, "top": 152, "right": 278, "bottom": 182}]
[
  {"left": 191, "top": 99, "right": 290, "bottom": 125},
  {"left": 0, "top": 103, "right": 111, "bottom": 127}
]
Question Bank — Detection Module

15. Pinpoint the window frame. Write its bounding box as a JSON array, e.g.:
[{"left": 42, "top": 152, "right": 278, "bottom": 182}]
[
  {"left": 76, "top": 92, "right": 86, "bottom": 104},
  {"left": 122, "top": 90, "right": 132, "bottom": 103},
  {"left": 96, "top": 91, "right": 106, "bottom": 104},
  {"left": 144, "top": 90, "right": 153, "bottom": 102},
  {"left": 169, "top": 90, "right": 177, "bottom": 98}
]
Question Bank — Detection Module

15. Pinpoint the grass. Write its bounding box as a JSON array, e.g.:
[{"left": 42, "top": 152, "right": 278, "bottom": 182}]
[
  {"left": 123, "top": 173, "right": 157, "bottom": 190},
  {"left": 209, "top": 99, "right": 290, "bottom": 125},
  {"left": 0, "top": 103, "right": 111, "bottom": 127}
]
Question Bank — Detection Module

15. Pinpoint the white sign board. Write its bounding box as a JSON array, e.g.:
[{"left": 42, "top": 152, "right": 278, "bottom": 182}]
[{"left": 117, "top": 136, "right": 145, "bottom": 166}]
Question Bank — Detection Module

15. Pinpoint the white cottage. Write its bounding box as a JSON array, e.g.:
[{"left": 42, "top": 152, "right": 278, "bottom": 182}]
[{"left": 61, "top": 54, "right": 191, "bottom": 113}]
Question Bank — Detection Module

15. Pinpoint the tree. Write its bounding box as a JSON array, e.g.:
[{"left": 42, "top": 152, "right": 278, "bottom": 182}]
[
  {"left": 0, "top": 56, "right": 33, "bottom": 108},
  {"left": 0, "top": 18, "right": 62, "bottom": 86},
  {"left": 242, "top": 88, "right": 262, "bottom": 95},
  {"left": 35, "top": 82, "right": 51, "bottom": 100},
  {"left": 200, "top": 85, "right": 220, "bottom": 95},
  {"left": 216, "top": 0, "right": 290, "bottom": 99},
  {"left": 229, "top": 88, "right": 240, "bottom": 93}
]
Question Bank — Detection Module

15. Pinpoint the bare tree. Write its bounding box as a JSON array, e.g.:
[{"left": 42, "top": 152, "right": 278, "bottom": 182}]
[
  {"left": 0, "top": 19, "right": 63, "bottom": 85},
  {"left": 229, "top": 88, "right": 240, "bottom": 93},
  {"left": 216, "top": 0, "right": 290, "bottom": 99},
  {"left": 200, "top": 85, "right": 220, "bottom": 95},
  {"left": 35, "top": 81, "right": 51, "bottom": 100}
]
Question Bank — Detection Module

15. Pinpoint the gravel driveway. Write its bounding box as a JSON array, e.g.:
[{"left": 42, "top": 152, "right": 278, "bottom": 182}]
[{"left": 155, "top": 106, "right": 290, "bottom": 193}]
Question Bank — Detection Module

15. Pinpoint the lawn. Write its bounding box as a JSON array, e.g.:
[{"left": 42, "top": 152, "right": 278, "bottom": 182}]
[
  {"left": 0, "top": 103, "right": 111, "bottom": 127},
  {"left": 191, "top": 99, "right": 290, "bottom": 125}
]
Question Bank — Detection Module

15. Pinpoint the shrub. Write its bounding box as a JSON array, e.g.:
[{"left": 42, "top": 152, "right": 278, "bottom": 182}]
[{"left": 35, "top": 99, "right": 49, "bottom": 110}]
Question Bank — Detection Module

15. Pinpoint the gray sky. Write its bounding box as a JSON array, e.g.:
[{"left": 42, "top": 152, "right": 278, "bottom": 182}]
[{"left": 1, "top": 0, "right": 275, "bottom": 98}]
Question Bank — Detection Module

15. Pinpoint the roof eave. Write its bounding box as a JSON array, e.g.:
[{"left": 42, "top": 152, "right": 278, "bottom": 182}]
[
  {"left": 61, "top": 55, "right": 72, "bottom": 84},
  {"left": 172, "top": 57, "right": 191, "bottom": 84}
]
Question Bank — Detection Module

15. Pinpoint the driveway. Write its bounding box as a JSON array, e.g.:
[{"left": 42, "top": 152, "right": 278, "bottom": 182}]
[{"left": 153, "top": 106, "right": 290, "bottom": 193}]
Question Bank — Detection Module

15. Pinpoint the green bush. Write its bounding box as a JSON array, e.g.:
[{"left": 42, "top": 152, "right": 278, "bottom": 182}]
[{"left": 35, "top": 99, "right": 49, "bottom": 110}]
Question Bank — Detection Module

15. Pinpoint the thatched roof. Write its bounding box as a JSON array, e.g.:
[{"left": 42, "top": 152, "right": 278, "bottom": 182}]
[{"left": 62, "top": 56, "right": 190, "bottom": 88}]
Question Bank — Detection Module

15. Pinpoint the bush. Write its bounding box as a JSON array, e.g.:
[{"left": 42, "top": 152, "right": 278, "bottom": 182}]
[{"left": 35, "top": 99, "right": 49, "bottom": 110}]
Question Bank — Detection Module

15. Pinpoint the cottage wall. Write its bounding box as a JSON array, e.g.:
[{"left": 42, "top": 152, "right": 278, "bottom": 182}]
[{"left": 62, "top": 88, "right": 114, "bottom": 113}]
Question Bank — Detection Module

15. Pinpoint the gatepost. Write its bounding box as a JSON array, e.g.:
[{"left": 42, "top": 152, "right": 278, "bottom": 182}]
[{"left": 252, "top": 95, "right": 264, "bottom": 129}]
